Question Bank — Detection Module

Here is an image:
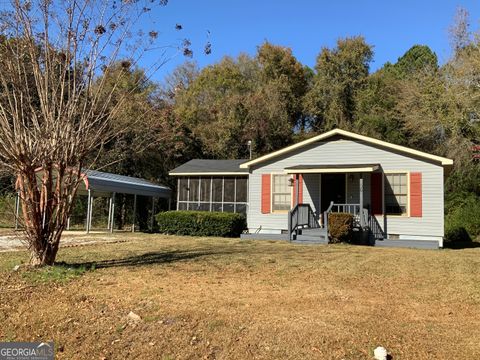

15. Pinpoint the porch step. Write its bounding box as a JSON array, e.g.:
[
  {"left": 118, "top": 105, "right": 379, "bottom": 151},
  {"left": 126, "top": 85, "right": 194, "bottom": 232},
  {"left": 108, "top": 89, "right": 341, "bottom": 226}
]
[
  {"left": 292, "top": 227, "right": 328, "bottom": 244},
  {"left": 292, "top": 235, "right": 328, "bottom": 244},
  {"left": 300, "top": 228, "right": 328, "bottom": 236}
]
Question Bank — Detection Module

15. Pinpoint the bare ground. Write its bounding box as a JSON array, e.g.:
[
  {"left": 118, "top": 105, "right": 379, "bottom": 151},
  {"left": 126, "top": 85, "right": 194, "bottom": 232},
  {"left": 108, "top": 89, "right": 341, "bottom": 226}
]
[
  {"left": 0, "top": 229, "right": 130, "bottom": 252},
  {"left": 0, "top": 233, "right": 479, "bottom": 359}
]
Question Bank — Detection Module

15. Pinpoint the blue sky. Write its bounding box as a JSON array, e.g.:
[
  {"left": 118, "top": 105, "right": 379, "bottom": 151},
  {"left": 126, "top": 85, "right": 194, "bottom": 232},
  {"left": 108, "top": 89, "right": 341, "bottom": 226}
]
[{"left": 141, "top": 0, "right": 480, "bottom": 81}]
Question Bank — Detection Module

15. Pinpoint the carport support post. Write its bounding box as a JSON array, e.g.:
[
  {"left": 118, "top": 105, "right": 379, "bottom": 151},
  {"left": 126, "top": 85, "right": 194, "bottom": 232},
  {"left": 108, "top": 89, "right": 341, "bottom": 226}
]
[
  {"left": 132, "top": 194, "right": 137, "bottom": 233},
  {"left": 110, "top": 192, "right": 116, "bottom": 233},
  {"left": 107, "top": 195, "right": 113, "bottom": 231},
  {"left": 14, "top": 191, "right": 20, "bottom": 230},
  {"left": 359, "top": 174, "right": 364, "bottom": 228},
  {"left": 150, "top": 197, "right": 156, "bottom": 231},
  {"left": 86, "top": 189, "right": 92, "bottom": 233}
]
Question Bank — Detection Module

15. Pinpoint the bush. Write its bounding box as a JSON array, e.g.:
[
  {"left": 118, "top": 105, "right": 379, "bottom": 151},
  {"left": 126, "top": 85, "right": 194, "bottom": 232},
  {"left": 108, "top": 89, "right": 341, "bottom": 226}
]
[
  {"left": 445, "top": 193, "right": 480, "bottom": 241},
  {"left": 445, "top": 226, "right": 471, "bottom": 244},
  {"left": 156, "top": 211, "right": 246, "bottom": 237},
  {"left": 328, "top": 213, "right": 353, "bottom": 244}
]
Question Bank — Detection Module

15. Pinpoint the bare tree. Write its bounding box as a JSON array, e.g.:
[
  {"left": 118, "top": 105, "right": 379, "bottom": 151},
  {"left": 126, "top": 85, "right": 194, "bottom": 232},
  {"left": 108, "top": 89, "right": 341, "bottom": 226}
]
[
  {"left": 0, "top": 0, "right": 184, "bottom": 266},
  {"left": 449, "top": 7, "right": 472, "bottom": 54}
]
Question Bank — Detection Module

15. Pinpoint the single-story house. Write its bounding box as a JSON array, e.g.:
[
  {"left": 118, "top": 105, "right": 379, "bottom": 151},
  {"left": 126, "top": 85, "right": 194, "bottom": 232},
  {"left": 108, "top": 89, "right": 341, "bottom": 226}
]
[{"left": 169, "top": 129, "right": 453, "bottom": 249}]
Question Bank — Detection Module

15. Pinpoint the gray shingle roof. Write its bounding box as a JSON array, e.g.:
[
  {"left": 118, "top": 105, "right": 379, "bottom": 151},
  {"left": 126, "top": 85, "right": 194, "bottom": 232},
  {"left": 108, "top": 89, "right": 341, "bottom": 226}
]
[{"left": 169, "top": 159, "right": 249, "bottom": 175}]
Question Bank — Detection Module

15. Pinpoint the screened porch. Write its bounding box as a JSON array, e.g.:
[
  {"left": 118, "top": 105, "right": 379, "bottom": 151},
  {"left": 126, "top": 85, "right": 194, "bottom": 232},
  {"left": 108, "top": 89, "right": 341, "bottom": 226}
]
[{"left": 176, "top": 176, "right": 248, "bottom": 214}]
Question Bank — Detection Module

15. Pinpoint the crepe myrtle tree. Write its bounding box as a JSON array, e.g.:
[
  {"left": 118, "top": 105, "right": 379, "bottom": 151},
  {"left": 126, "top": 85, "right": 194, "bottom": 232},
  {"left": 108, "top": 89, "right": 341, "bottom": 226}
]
[{"left": 0, "top": 0, "right": 201, "bottom": 266}]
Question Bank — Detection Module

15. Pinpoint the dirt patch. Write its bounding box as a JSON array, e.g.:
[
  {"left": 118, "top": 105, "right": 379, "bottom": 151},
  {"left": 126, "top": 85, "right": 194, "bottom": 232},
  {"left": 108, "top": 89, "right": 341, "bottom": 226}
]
[
  {"left": 0, "top": 230, "right": 130, "bottom": 252},
  {"left": 0, "top": 234, "right": 479, "bottom": 359}
]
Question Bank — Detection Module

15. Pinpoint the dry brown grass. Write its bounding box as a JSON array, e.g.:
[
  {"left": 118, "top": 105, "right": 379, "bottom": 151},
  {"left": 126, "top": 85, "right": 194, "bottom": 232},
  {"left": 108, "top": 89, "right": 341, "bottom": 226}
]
[{"left": 1, "top": 233, "right": 479, "bottom": 359}]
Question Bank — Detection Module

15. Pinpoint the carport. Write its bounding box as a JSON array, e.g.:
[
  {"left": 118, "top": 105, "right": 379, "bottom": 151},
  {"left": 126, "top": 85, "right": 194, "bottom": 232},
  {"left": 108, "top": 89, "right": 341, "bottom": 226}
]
[
  {"left": 76, "top": 170, "right": 171, "bottom": 233},
  {"left": 14, "top": 169, "right": 171, "bottom": 233}
]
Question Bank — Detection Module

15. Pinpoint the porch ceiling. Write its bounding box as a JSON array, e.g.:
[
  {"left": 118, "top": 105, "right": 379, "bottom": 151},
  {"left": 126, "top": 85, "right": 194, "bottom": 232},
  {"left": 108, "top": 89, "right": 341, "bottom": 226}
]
[{"left": 284, "top": 164, "right": 380, "bottom": 174}]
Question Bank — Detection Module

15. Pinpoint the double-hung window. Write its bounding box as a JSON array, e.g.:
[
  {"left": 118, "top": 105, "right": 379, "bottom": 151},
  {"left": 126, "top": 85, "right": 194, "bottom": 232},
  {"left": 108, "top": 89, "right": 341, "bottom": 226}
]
[
  {"left": 272, "top": 174, "right": 291, "bottom": 212},
  {"left": 385, "top": 173, "right": 408, "bottom": 215}
]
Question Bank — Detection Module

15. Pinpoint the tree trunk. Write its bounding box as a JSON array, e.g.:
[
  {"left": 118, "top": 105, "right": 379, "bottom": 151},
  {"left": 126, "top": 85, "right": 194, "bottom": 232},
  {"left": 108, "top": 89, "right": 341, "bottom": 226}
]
[
  {"left": 29, "top": 236, "right": 61, "bottom": 266},
  {"left": 17, "top": 165, "right": 79, "bottom": 267}
]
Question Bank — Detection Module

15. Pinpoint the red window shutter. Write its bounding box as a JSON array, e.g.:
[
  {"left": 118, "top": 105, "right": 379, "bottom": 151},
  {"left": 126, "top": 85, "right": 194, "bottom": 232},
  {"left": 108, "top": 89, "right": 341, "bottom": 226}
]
[
  {"left": 261, "top": 174, "right": 271, "bottom": 214},
  {"left": 371, "top": 172, "right": 383, "bottom": 215},
  {"left": 292, "top": 174, "right": 303, "bottom": 206},
  {"left": 410, "top": 172, "right": 422, "bottom": 217}
]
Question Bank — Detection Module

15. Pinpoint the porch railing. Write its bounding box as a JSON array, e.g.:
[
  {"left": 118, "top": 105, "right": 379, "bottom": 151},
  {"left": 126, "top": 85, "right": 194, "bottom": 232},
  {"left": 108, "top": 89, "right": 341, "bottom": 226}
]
[
  {"left": 288, "top": 203, "right": 319, "bottom": 241},
  {"left": 330, "top": 203, "right": 361, "bottom": 216},
  {"left": 288, "top": 201, "right": 374, "bottom": 241},
  {"left": 329, "top": 202, "right": 369, "bottom": 229}
]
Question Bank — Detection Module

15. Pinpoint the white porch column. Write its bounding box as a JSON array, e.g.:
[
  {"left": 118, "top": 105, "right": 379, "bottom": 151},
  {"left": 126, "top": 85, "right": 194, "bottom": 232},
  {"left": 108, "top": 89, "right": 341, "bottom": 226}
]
[
  {"left": 295, "top": 174, "right": 299, "bottom": 206},
  {"left": 359, "top": 174, "right": 364, "bottom": 228}
]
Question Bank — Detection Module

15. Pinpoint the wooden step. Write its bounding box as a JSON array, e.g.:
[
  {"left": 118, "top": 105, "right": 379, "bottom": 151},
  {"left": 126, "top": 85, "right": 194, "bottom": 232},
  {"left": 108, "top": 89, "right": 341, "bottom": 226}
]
[
  {"left": 292, "top": 235, "right": 328, "bottom": 244},
  {"left": 299, "top": 228, "right": 328, "bottom": 236}
]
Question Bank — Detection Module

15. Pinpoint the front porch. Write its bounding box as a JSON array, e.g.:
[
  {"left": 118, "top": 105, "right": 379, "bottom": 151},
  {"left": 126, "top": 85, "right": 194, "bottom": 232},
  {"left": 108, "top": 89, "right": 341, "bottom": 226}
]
[
  {"left": 288, "top": 165, "right": 384, "bottom": 243},
  {"left": 245, "top": 164, "right": 386, "bottom": 244}
]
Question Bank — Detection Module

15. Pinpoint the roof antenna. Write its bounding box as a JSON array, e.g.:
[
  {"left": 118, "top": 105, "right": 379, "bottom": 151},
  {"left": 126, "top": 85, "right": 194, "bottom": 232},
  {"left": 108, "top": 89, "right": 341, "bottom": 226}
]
[{"left": 247, "top": 140, "right": 252, "bottom": 160}]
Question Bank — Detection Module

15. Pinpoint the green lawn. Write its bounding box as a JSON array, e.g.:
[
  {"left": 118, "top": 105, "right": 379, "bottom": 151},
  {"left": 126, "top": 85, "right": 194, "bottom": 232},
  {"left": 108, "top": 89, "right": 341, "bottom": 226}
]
[{"left": 1, "top": 233, "right": 479, "bottom": 359}]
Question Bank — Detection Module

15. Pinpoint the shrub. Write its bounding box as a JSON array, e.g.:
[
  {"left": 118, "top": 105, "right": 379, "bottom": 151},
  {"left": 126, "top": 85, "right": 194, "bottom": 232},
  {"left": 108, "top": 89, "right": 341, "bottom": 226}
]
[
  {"left": 445, "top": 193, "right": 480, "bottom": 241},
  {"left": 445, "top": 226, "right": 471, "bottom": 244},
  {"left": 156, "top": 211, "right": 246, "bottom": 237},
  {"left": 328, "top": 213, "right": 353, "bottom": 244}
]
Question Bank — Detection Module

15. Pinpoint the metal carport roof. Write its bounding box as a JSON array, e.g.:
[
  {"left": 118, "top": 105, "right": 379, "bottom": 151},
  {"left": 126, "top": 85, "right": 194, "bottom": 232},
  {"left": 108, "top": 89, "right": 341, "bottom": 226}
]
[{"left": 78, "top": 170, "right": 171, "bottom": 198}]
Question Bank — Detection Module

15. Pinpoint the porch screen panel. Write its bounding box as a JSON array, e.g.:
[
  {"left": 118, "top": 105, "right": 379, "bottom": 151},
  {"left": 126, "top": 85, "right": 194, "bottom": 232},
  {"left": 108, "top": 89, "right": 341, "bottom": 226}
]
[
  {"left": 223, "top": 203, "right": 234, "bottom": 213},
  {"left": 236, "top": 203, "right": 247, "bottom": 214},
  {"left": 178, "top": 202, "right": 187, "bottom": 210},
  {"left": 272, "top": 174, "right": 291, "bottom": 211},
  {"left": 212, "top": 178, "right": 223, "bottom": 211},
  {"left": 177, "top": 177, "right": 189, "bottom": 210},
  {"left": 189, "top": 177, "right": 199, "bottom": 202},
  {"left": 179, "top": 178, "right": 189, "bottom": 201},
  {"left": 235, "top": 177, "right": 248, "bottom": 203},
  {"left": 200, "top": 177, "right": 211, "bottom": 202},
  {"left": 212, "top": 203, "right": 222, "bottom": 212},
  {"left": 385, "top": 173, "right": 408, "bottom": 215},
  {"left": 224, "top": 178, "right": 235, "bottom": 202}
]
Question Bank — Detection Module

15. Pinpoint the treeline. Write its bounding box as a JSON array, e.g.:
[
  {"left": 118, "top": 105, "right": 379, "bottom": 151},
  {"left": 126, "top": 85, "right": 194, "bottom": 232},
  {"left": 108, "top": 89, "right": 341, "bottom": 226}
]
[{"left": 93, "top": 10, "right": 480, "bottom": 239}]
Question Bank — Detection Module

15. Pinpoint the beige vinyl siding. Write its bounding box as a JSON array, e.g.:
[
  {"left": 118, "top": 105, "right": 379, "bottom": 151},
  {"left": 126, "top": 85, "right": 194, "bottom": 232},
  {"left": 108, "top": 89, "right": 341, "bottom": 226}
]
[{"left": 247, "top": 138, "right": 444, "bottom": 239}]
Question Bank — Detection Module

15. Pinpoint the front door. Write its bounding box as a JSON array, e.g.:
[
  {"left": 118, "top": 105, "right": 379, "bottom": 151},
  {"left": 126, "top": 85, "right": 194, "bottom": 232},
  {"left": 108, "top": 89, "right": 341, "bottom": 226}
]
[{"left": 321, "top": 173, "right": 346, "bottom": 212}]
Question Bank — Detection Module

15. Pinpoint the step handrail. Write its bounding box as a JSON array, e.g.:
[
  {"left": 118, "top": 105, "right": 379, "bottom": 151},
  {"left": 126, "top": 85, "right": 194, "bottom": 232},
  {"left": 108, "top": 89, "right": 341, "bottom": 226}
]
[
  {"left": 322, "top": 201, "right": 334, "bottom": 236},
  {"left": 288, "top": 203, "right": 319, "bottom": 241}
]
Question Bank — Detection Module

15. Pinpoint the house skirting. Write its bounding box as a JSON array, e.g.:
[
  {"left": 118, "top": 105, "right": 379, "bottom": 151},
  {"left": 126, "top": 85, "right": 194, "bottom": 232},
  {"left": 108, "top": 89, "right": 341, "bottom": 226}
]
[{"left": 241, "top": 233, "right": 441, "bottom": 249}]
